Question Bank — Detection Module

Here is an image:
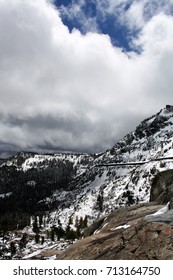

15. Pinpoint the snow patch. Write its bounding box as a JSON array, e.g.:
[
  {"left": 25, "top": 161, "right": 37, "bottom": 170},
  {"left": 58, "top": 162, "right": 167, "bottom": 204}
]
[
  {"left": 0, "top": 192, "right": 12, "bottom": 198},
  {"left": 110, "top": 224, "right": 131, "bottom": 231},
  {"left": 146, "top": 202, "right": 170, "bottom": 218}
]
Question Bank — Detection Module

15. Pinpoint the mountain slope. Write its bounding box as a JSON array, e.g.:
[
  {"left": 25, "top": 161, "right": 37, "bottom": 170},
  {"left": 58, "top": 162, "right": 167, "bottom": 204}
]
[
  {"left": 51, "top": 105, "right": 173, "bottom": 227},
  {"left": 1, "top": 105, "right": 173, "bottom": 227},
  {"left": 1, "top": 105, "right": 173, "bottom": 259}
]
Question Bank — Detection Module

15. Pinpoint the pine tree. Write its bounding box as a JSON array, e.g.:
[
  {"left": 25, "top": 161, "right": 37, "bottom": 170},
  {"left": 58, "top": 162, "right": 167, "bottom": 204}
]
[
  {"left": 97, "top": 192, "right": 104, "bottom": 212},
  {"left": 75, "top": 216, "right": 81, "bottom": 238},
  {"left": 39, "top": 215, "right": 43, "bottom": 228},
  {"left": 19, "top": 233, "right": 27, "bottom": 250},
  {"left": 65, "top": 217, "right": 77, "bottom": 240},
  {"left": 10, "top": 241, "right": 16, "bottom": 257},
  {"left": 54, "top": 221, "right": 65, "bottom": 240},
  {"left": 35, "top": 233, "right": 40, "bottom": 244},
  {"left": 83, "top": 215, "right": 88, "bottom": 228},
  {"left": 79, "top": 217, "right": 84, "bottom": 229},
  {"left": 68, "top": 216, "right": 73, "bottom": 225},
  {"left": 32, "top": 216, "right": 39, "bottom": 234},
  {"left": 41, "top": 236, "right": 45, "bottom": 245},
  {"left": 51, "top": 229, "right": 55, "bottom": 242}
]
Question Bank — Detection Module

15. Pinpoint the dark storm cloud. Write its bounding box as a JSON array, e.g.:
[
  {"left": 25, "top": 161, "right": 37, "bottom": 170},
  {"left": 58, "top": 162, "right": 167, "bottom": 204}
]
[{"left": 2, "top": 113, "right": 94, "bottom": 134}]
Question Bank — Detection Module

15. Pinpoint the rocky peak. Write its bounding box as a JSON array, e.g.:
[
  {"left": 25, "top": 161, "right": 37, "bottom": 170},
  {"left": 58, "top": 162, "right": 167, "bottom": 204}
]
[{"left": 165, "top": 104, "right": 173, "bottom": 113}]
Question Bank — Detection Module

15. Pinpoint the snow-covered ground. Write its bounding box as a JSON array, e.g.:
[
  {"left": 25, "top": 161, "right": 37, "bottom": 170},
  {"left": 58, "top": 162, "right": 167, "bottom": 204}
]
[{"left": 0, "top": 230, "right": 75, "bottom": 260}]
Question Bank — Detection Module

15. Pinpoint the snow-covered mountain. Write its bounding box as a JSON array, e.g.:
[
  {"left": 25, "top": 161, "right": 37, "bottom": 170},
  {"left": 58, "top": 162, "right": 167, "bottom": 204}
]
[
  {"left": 1, "top": 105, "right": 173, "bottom": 259},
  {"left": 48, "top": 104, "right": 173, "bottom": 228}
]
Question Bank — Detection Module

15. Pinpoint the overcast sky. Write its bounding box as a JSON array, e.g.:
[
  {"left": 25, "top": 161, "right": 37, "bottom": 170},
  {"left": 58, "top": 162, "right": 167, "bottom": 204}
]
[{"left": 1, "top": 0, "right": 173, "bottom": 156}]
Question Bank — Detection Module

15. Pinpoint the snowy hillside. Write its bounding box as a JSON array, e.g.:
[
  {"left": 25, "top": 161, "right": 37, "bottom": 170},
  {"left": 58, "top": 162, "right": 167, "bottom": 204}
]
[
  {"left": 1, "top": 105, "right": 173, "bottom": 259},
  {"left": 51, "top": 105, "right": 173, "bottom": 228},
  {"left": 2, "top": 105, "right": 173, "bottom": 227},
  {"left": 5, "top": 152, "right": 94, "bottom": 175}
]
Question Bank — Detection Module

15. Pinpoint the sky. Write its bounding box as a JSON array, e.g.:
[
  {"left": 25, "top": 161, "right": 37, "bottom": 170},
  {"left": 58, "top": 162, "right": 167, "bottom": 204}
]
[{"left": 1, "top": 0, "right": 173, "bottom": 157}]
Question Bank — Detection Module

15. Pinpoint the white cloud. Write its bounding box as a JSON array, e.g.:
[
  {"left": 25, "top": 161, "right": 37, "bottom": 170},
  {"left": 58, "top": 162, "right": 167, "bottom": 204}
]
[
  {"left": 90, "top": 0, "right": 173, "bottom": 32},
  {"left": 135, "top": 12, "right": 173, "bottom": 53},
  {"left": 121, "top": 1, "right": 145, "bottom": 29},
  {"left": 0, "top": 0, "right": 173, "bottom": 154},
  {"left": 133, "top": 12, "right": 173, "bottom": 103},
  {"left": 59, "top": 0, "right": 99, "bottom": 33}
]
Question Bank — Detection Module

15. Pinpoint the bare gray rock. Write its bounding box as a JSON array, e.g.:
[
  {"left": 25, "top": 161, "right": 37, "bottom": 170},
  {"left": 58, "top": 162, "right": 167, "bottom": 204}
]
[
  {"left": 150, "top": 170, "right": 173, "bottom": 203},
  {"left": 57, "top": 203, "right": 173, "bottom": 260}
]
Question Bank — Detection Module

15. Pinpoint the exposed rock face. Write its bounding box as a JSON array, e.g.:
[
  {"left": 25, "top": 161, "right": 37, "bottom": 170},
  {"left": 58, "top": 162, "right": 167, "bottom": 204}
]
[
  {"left": 57, "top": 203, "right": 173, "bottom": 260},
  {"left": 150, "top": 170, "right": 173, "bottom": 204}
]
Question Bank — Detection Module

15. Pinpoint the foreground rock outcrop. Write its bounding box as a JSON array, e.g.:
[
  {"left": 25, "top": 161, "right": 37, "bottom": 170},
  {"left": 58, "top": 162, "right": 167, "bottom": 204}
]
[
  {"left": 57, "top": 203, "right": 173, "bottom": 260},
  {"left": 150, "top": 170, "right": 173, "bottom": 204}
]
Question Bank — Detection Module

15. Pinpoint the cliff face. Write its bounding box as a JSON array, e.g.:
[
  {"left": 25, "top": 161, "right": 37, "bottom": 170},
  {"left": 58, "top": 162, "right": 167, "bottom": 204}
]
[{"left": 150, "top": 169, "right": 173, "bottom": 204}]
